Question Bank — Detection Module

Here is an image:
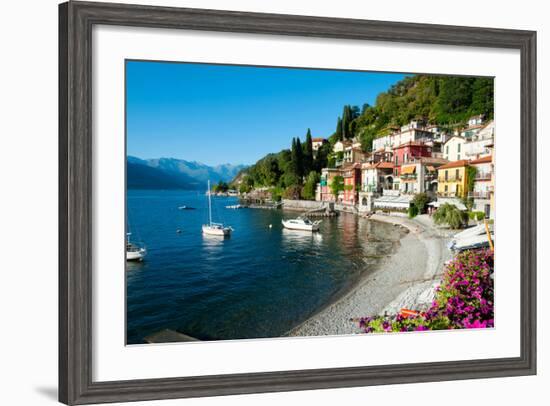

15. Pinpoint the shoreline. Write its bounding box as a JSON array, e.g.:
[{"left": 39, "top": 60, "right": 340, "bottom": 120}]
[{"left": 287, "top": 213, "right": 454, "bottom": 337}]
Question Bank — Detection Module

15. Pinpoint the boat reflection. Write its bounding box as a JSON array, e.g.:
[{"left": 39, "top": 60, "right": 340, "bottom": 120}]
[{"left": 281, "top": 227, "right": 323, "bottom": 248}]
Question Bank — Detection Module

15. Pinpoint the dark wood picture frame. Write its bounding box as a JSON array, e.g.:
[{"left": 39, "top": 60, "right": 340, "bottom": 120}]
[{"left": 59, "top": 1, "right": 537, "bottom": 404}]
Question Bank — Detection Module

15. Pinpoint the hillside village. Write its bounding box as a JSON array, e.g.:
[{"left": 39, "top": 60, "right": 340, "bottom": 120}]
[
  {"left": 235, "top": 114, "right": 494, "bottom": 220},
  {"left": 316, "top": 115, "right": 494, "bottom": 218}
]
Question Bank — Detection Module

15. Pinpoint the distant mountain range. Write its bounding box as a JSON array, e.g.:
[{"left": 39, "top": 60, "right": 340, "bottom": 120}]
[{"left": 127, "top": 156, "right": 248, "bottom": 190}]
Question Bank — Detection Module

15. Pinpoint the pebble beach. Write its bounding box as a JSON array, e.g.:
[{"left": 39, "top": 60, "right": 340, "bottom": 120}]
[{"left": 288, "top": 214, "right": 455, "bottom": 337}]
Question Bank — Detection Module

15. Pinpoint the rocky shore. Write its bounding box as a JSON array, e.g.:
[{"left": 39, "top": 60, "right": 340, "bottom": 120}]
[{"left": 288, "top": 214, "right": 455, "bottom": 337}]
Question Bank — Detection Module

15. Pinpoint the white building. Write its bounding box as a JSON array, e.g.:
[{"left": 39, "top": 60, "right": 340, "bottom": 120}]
[
  {"left": 372, "top": 120, "right": 435, "bottom": 151},
  {"left": 443, "top": 135, "right": 466, "bottom": 162},
  {"left": 468, "top": 155, "right": 493, "bottom": 218},
  {"left": 464, "top": 120, "right": 495, "bottom": 160},
  {"left": 311, "top": 137, "right": 327, "bottom": 152}
]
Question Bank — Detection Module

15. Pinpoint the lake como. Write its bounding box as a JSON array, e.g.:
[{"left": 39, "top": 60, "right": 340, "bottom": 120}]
[{"left": 126, "top": 189, "right": 404, "bottom": 344}]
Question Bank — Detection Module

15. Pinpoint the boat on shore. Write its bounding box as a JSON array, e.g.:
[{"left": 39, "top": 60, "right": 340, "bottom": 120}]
[
  {"left": 202, "top": 180, "right": 233, "bottom": 237},
  {"left": 126, "top": 233, "right": 146, "bottom": 261},
  {"left": 282, "top": 217, "right": 321, "bottom": 232}
]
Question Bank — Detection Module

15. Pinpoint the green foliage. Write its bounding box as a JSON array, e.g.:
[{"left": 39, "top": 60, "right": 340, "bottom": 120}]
[
  {"left": 303, "top": 129, "right": 314, "bottom": 175},
  {"left": 412, "top": 192, "right": 430, "bottom": 214},
  {"left": 466, "top": 166, "right": 477, "bottom": 192},
  {"left": 433, "top": 203, "right": 468, "bottom": 229},
  {"left": 330, "top": 175, "right": 345, "bottom": 198},
  {"left": 301, "top": 171, "right": 320, "bottom": 200},
  {"left": 212, "top": 181, "right": 229, "bottom": 193},
  {"left": 408, "top": 205, "right": 419, "bottom": 218},
  {"left": 469, "top": 211, "right": 485, "bottom": 221},
  {"left": 351, "top": 75, "right": 494, "bottom": 151},
  {"left": 283, "top": 184, "right": 302, "bottom": 200}
]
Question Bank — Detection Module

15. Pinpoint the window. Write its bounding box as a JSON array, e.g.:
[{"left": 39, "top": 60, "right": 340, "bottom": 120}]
[
  {"left": 446, "top": 146, "right": 449, "bottom": 155},
  {"left": 445, "top": 170, "right": 448, "bottom": 181},
  {"left": 445, "top": 185, "right": 448, "bottom": 192},
  {"left": 457, "top": 154, "right": 461, "bottom": 160},
  {"left": 456, "top": 169, "right": 460, "bottom": 179},
  {"left": 458, "top": 143, "right": 461, "bottom": 152}
]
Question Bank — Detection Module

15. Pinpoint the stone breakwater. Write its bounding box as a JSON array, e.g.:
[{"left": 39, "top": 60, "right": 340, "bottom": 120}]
[{"left": 288, "top": 214, "right": 455, "bottom": 337}]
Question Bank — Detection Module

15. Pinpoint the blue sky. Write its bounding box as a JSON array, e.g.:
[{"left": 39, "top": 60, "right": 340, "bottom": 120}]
[{"left": 126, "top": 61, "right": 405, "bottom": 166}]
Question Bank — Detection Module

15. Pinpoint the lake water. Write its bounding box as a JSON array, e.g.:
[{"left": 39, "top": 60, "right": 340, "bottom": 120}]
[{"left": 126, "top": 190, "right": 404, "bottom": 344}]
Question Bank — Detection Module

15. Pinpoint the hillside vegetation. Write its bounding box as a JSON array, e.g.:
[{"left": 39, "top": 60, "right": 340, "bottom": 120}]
[{"left": 233, "top": 74, "right": 494, "bottom": 199}]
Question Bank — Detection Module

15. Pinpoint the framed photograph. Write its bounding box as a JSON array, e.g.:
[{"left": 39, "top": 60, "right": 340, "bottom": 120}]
[{"left": 59, "top": 1, "right": 536, "bottom": 404}]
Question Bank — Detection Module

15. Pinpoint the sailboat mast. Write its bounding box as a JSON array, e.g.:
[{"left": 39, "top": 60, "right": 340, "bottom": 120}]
[{"left": 207, "top": 180, "right": 212, "bottom": 225}]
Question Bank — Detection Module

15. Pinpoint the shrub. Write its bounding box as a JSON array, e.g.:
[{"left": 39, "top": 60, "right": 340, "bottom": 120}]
[
  {"left": 408, "top": 205, "right": 419, "bottom": 218},
  {"left": 358, "top": 249, "right": 494, "bottom": 333},
  {"left": 412, "top": 192, "right": 430, "bottom": 213},
  {"left": 433, "top": 203, "right": 468, "bottom": 229},
  {"left": 469, "top": 211, "right": 485, "bottom": 221}
]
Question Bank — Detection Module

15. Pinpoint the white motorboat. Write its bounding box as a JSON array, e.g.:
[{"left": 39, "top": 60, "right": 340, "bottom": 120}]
[
  {"left": 202, "top": 180, "right": 232, "bottom": 237},
  {"left": 126, "top": 233, "right": 146, "bottom": 261},
  {"left": 281, "top": 217, "right": 321, "bottom": 232}
]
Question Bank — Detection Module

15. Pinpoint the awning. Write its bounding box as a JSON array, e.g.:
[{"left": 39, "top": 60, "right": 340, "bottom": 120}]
[
  {"left": 426, "top": 165, "right": 435, "bottom": 172},
  {"left": 401, "top": 166, "right": 416, "bottom": 175}
]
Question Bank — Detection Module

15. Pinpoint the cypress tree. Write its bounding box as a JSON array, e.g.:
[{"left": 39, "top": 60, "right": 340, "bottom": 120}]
[
  {"left": 303, "top": 129, "right": 313, "bottom": 175},
  {"left": 335, "top": 117, "right": 343, "bottom": 140},
  {"left": 295, "top": 137, "right": 304, "bottom": 180}
]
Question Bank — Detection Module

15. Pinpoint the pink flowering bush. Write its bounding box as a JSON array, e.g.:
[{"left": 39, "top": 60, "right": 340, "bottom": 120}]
[{"left": 358, "top": 249, "right": 494, "bottom": 333}]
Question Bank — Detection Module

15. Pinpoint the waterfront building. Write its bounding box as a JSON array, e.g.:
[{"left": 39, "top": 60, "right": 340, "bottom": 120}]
[
  {"left": 361, "top": 161, "right": 395, "bottom": 193},
  {"left": 437, "top": 160, "right": 470, "bottom": 198},
  {"left": 342, "top": 163, "right": 362, "bottom": 205},
  {"left": 469, "top": 155, "right": 494, "bottom": 218},
  {"left": 443, "top": 135, "right": 466, "bottom": 161},
  {"left": 319, "top": 167, "right": 342, "bottom": 202},
  {"left": 398, "top": 157, "right": 448, "bottom": 196},
  {"left": 464, "top": 120, "right": 495, "bottom": 160}
]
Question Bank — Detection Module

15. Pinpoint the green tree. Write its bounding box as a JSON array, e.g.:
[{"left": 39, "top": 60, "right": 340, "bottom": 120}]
[
  {"left": 302, "top": 171, "right": 320, "bottom": 200},
  {"left": 303, "top": 129, "right": 314, "bottom": 175},
  {"left": 433, "top": 203, "right": 468, "bottom": 229},
  {"left": 335, "top": 117, "right": 343, "bottom": 141},
  {"left": 330, "top": 175, "right": 345, "bottom": 198},
  {"left": 412, "top": 192, "right": 430, "bottom": 214}
]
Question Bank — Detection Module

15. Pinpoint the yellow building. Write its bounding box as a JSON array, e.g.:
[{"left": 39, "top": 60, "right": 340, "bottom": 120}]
[{"left": 437, "top": 160, "right": 470, "bottom": 198}]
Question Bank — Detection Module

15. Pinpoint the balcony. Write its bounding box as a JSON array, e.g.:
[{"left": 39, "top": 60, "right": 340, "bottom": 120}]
[
  {"left": 438, "top": 192, "right": 459, "bottom": 198},
  {"left": 468, "top": 191, "right": 491, "bottom": 199},
  {"left": 475, "top": 172, "right": 492, "bottom": 181},
  {"left": 438, "top": 176, "right": 463, "bottom": 183}
]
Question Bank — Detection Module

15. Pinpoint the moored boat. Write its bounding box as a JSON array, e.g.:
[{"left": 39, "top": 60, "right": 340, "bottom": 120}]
[
  {"left": 281, "top": 217, "right": 321, "bottom": 232},
  {"left": 202, "top": 180, "right": 233, "bottom": 237},
  {"left": 126, "top": 233, "right": 146, "bottom": 261}
]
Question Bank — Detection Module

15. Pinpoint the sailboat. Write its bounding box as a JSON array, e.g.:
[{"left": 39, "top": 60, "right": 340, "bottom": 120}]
[
  {"left": 126, "top": 232, "right": 146, "bottom": 261},
  {"left": 202, "top": 180, "right": 233, "bottom": 236}
]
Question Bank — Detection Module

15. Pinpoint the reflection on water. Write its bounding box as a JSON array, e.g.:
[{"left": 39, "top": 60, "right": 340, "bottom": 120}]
[
  {"left": 281, "top": 227, "right": 323, "bottom": 248},
  {"left": 126, "top": 190, "right": 405, "bottom": 343}
]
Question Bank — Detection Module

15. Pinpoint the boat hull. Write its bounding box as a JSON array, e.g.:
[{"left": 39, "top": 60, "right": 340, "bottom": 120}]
[
  {"left": 281, "top": 220, "right": 320, "bottom": 232},
  {"left": 202, "top": 225, "right": 231, "bottom": 236},
  {"left": 126, "top": 249, "right": 146, "bottom": 261}
]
